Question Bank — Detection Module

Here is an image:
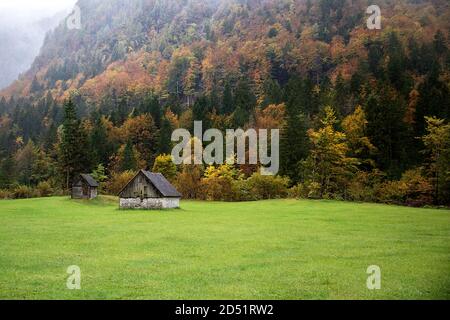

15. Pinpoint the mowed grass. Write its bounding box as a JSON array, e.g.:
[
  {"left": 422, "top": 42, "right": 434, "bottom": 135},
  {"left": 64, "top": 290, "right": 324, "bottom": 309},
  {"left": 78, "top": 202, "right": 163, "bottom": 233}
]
[{"left": 0, "top": 197, "right": 449, "bottom": 300}]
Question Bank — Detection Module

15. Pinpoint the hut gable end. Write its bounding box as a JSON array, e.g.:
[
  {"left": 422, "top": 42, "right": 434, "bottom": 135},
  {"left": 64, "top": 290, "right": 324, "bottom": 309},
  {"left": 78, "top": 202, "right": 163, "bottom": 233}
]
[
  {"left": 118, "top": 170, "right": 181, "bottom": 209},
  {"left": 71, "top": 174, "right": 98, "bottom": 200},
  {"left": 119, "top": 171, "right": 161, "bottom": 199}
]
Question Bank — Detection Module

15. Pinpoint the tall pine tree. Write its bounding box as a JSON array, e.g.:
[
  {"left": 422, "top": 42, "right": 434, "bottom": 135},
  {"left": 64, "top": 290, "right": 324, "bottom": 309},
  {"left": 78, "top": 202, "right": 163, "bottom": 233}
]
[
  {"left": 58, "top": 99, "right": 91, "bottom": 189},
  {"left": 233, "top": 79, "right": 256, "bottom": 127},
  {"left": 222, "top": 81, "right": 234, "bottom": 115},
  {"left": 279, "top": 77, "right": 310, "bottom": 183}
]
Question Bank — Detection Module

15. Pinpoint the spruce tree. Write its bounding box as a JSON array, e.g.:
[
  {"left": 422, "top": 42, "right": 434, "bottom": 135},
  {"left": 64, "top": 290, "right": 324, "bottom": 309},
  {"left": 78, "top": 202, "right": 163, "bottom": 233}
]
[
  {"left": 0, "top": 97, "right": 6, "bottom": 115},
  {"left": 0, "top": 156, "right": 15, "bottom": 188},
  {"left": 158, "top": 117, "right": 173, "bottom": 155},
  {"left": 367, "top": 40, "right": 384, "bottom": 79},
  {"left": 222, "top": 81, "right": 234, "bottom": 115},
  {"left": 433, "top": 30, "right": 447, "bottom": 57},
  {"left": 333, "top": 73, "right": 348, "bottom": 117},
  {"left": 233, "top": 79, "right": 256, "bottom": 127},
  {"left": 121, "top": 141, "right": 137, "bottom": 172},
  {"left": 143, "top": 94, "right": 162, "bottom": 128},
  {"left": 279, "top": 77, "right": 310, "bottom": 183},
  {"left": 387, "top": 32, "right": 407, "bottom": 93},
  {"left": 416, "top": 64, "right": 450, "bottom": 137},
  {"left": 193, "top": 95, "right": 211, "bottom": 129},
  {"left": 90, "top": 113, "right": 110, "bottom": 167},
  {"left": 364, "top": 83, "right": 409, "bottom": 176},
  {"left": 58, "top": 99, "right": 91, "bottom": 189},
  {"left": 262, "top": 78, "right": 283, "bottom": 107}
]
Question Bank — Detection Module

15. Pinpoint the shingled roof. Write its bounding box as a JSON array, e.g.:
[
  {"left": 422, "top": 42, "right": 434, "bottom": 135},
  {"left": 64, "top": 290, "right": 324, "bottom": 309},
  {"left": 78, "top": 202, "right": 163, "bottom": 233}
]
[
  {"left": 118, "top": 170, "right": 182, "bottom": 198},
  {"left": 141, "top": 171, "right": 182, "bottom": 198},
  {"left": 80, "top": 174, "right": 99, "bottom": 187}
]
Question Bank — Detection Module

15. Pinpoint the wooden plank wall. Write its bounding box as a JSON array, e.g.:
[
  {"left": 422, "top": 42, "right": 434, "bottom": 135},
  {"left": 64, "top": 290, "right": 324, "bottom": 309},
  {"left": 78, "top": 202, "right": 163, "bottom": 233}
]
[{"left": 121, "top": 172, "right": 160, "bottom": 198}]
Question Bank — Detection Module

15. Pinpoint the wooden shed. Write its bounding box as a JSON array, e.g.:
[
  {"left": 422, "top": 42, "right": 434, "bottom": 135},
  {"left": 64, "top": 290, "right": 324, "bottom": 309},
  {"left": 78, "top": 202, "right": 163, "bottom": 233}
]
[
  {"left": 118, "top": 170, "right": 181, "bottom": 209},
  {"left": 71, "top": 174, "right": 99, "bottom": 200}
]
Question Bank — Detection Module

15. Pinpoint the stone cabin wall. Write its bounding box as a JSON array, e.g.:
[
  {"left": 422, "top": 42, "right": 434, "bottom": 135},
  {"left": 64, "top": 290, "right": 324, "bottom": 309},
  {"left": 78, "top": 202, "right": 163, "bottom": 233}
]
[{"left": 120, "top": 197, "right": 180, "bottom": 209}]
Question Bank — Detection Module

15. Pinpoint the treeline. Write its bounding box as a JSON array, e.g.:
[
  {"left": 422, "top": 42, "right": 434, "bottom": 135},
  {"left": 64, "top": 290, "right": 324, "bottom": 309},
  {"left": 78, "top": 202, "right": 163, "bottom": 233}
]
[{"left": 1, "top": 62, "right": 449, "bottom": 206}]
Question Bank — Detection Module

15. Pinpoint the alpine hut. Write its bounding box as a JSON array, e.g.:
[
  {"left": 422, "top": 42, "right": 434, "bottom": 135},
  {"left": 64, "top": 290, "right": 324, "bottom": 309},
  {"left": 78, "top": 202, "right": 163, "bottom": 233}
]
[
  {"left": 71, "top": 174, "right": 99, "bottom": 199},
  {"left": 118, "top": 170, "right": 182, "bottom": 209}
]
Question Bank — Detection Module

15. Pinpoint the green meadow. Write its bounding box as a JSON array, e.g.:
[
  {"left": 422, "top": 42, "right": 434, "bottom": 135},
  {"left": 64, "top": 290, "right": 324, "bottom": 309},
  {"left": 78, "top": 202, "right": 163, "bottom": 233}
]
[{"left": 0, "top": 196, "right": 449, "bottom": 300}]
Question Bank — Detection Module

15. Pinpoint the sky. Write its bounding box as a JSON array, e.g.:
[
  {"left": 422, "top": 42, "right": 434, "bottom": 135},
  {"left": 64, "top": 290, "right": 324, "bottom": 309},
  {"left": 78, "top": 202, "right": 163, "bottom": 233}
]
[
  {"left": 0, "top": 0, "right": 77, "bottom": 89},
  {"left": 0, "top": 0, "right": 77, "bottom": 17}
]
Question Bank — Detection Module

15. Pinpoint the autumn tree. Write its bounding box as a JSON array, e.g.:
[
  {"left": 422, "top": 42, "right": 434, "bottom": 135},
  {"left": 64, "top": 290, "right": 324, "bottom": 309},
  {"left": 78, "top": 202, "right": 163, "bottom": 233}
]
[
  {"left": 31, "top": 148, "right": 56, "bottom": 185},
  {"left": 302, "top": 106, "right": 357, "bottom": 198},
  {"left": 152, "top": 154, "right": 177, "bottom": 182},
  {"left": 121, "top": 114, "right": 158, "bottom": 164},
  {"left": 14, "top": 140, "right": 37, "bottom": 185},
  {"left": 255, "top": 103, "right": 286, "bottom": 129},
  {"left": 342, "top": 106, "right": 377, "bottom": 169},
  {"left": 421, "top": 117, "right": 450, "bottom": 204},
  {"left": 174, "top": 165, "right": 203, "bottom": 199}
]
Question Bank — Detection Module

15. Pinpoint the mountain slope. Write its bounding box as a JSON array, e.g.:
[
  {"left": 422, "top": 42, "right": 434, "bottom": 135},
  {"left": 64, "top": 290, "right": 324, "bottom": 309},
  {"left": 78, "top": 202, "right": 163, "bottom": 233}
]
[{"left": 1, "top": 0, "right": 448, "bottom": 104}]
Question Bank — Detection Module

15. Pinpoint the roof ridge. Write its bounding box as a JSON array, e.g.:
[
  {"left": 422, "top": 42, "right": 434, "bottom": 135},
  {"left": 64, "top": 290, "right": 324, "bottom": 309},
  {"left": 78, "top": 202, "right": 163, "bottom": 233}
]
[{"left": 118, "top": 170, "right": 181, "bottom": 198}]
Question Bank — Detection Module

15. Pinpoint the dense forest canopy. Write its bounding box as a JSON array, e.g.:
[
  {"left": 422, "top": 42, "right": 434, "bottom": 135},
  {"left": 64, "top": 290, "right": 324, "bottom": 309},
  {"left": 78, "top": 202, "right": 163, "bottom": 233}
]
[{"left": 0, "top": 0, "right": 449, "bottom": 205}]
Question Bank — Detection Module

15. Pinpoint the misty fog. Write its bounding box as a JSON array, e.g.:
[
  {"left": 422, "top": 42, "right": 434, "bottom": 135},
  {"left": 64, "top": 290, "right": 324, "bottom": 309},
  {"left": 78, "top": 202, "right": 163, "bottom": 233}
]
[{"left": 0, "top": 0, "right": 77, "bottom": 89}]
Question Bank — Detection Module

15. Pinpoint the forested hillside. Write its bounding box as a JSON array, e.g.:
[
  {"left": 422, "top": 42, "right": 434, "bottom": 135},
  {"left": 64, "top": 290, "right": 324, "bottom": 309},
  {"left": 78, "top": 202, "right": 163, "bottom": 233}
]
[{"left": 0, "top": 0, "right": 449, "bottom": 205}]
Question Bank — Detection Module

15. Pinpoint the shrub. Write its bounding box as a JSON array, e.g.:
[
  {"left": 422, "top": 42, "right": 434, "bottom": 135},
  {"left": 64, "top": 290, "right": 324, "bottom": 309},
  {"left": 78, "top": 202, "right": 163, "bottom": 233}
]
[
  {"left": 201, "top": 176, "right": 234, "bottom": 201},
  {"left": 198, "top": 164, "right": 244, "bottom": 201},
  {"left": 231, "top": 179, "right": 255, "bottom": 201},
  {"left": 304, "top": 181, "right": 321, "bottom": 199},
  {"left": 0, "top": 189, "right": 12, "bottom": 200},
  {"left": 401, "top": 169, "right": 433, "bottom": 206},
  {"left": 377, "top": 169, "right": 433, "bottom": 206},
  {"left": 204, "top": 164, "right": 242, "bottom": 180},
  {"left": 36, "top": 181, "right": 54, "bottom": 197},
  {"left": 106, "top": 171, "right": 136, "bottom": 195},
  {"left": 348, "top": 170, "right": 385, "bottom": 202},
  {"left": 377, "top": 180, "right": 408, "bottom": 204},
  {"left": 246, "top": 173, "right": 289, "bottom": 200},
  {"left": 288, "top": 184, "right": 307, "bottom": 199},
  {"left": 173, "top": 165, "right": 203, "bottom": 199},
  {"left": 198, "top": 172, "right": 290, "bottom": 202},
  {"left": 13, "top": 185, "right": 35, "bottom": 199},
  {"left": 376, "top": 169, "right": 433, "bottom": 206}
]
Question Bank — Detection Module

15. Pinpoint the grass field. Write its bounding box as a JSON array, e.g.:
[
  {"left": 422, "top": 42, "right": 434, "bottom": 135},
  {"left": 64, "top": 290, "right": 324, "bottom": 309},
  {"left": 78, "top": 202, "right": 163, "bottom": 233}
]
[{"left": 0, "top": 196, "right": 449, "bottom": 300}]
